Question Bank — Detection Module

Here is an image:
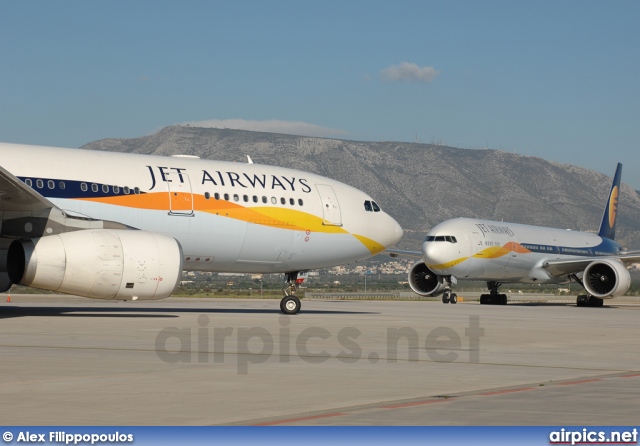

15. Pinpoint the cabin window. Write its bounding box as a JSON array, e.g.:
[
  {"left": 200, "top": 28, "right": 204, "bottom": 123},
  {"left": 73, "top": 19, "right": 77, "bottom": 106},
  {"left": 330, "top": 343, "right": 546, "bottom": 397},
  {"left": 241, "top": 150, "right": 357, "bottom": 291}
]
[
  {"left": 59, "top": 181, "right": 65, "bottom": 190},
  {"left": 233, "top": 194, "right": 239, "bottom": 202},
  {"left": 123, "top": 186, "right": 130, "bottom": 194},
  {"left": 214, "top": 192, "right": 220, "bottom": 200},
  {"left": 91, "top": 184, "right": 98, "bottom": 193},
  {"left": 134, "top": 187, "right": 140, "bottom": 194},
  {"left": 25, "top": 179, "right": 33, "bottom": 187},
  {"left": 81, "top": 183, "right": 88, "bottom": 192},
  {"left": 271, "top": 197, "right": 277, "bottom": 204},
  {"left": 204, "top": 192, "right": 210, "bottom": 199},
  {"left": 243, "top": 195, "right": 249, "bottom": 202},
  {"left": 298, "top": 199, "right": 303, "bottom": 206},
  {"left": 253, "top": 195, "right": 258, "bottom": 203},
  {"left": 280, "top": 197, "right": 286, "bottom": 205},
  {"left": 47, "top": 180, "right": 55, "bottom": 189},
  {"left": 262, "top": 196, "right": 267, "bottom": 204},
  {"left": 113, "top": 185, "right": 120, "bottom": 194},
  {"left": 102, "top": 184, "right": 109, "bottom": 193},
  {"left": 289, "top": 198, "right": 295, "bottom": 206},
  {"left": 36, "top": 179, "right": 44, "bottom": 188},
  {"left": 224, "top": 193, "right": 229, "bottom": 201}
]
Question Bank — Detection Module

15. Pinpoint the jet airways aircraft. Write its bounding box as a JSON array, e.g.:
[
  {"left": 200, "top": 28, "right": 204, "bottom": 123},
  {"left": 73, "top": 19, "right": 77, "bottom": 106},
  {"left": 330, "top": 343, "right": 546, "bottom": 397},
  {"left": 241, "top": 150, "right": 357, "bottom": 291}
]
[
  {"left": 0, "top": 142, "right": 403, "bottom": 314},
  {"left": 394, "top": 163, "right": 640, "bottom": 307}
]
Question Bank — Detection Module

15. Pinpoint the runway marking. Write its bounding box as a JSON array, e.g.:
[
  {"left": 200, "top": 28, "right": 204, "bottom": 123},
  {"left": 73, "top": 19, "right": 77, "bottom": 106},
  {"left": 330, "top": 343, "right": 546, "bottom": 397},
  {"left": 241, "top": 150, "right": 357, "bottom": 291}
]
[
  {"left": 253, "top": 412, "right": 346, "bottom": 426},
  {"left": 556, "top": 378, "right": 602, "bottom": 386},
  {"left": 478, "top": 387, "right": 536, "bottom": 396},
  {"left": 246, "top": 374, "right": 640, "bottom": 425},
  {"left": 380, "top": 399, "right": 451, "bottom": 409}
]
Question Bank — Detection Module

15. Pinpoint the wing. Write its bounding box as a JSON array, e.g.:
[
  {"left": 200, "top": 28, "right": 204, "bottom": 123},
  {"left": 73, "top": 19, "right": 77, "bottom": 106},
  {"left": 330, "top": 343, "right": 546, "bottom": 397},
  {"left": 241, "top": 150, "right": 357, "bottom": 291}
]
[
  {"left": 0, "top": 165, "right": 131, "bottom": 238},
  {"left": 542, "top": 254, "right": 640, "bottom": 277},
  {"left": 0, "top": 165, "right": 55, "bottom": 212},
  {"left": 387, "top": 248, "right": 423, "bottom": 258}
]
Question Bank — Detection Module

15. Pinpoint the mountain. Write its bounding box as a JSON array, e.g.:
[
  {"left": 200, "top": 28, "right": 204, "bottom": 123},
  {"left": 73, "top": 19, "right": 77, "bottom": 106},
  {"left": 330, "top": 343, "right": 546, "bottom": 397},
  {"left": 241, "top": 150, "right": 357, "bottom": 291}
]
[{"left": 81, "top": 125, "right": 640, "bottom": 249}]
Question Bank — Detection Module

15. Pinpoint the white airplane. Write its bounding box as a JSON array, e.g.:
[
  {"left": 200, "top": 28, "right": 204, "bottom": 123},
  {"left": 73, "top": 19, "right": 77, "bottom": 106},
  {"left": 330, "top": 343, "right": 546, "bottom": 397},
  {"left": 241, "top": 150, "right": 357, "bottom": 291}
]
[
  {"left": 393, "top": 163, "right": 640, "bottom": 307},
  {"left": 0, "top": 142, "right": 403, "bottom": 314}
]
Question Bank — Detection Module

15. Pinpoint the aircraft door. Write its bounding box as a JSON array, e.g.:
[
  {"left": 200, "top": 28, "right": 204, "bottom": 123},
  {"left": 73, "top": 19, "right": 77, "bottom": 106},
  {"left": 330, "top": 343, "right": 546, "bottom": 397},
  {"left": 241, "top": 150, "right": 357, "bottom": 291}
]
[
  {"left": 470, "top": 232, "right": 485, "bottom": 276},
  {"left": 167, "top": 172, "right": 194, "bottom": 216},
  {"left": 471, "top": 232, "right": 483, "bottom": 252},
  {"left": 316, "top": 184, "right": 342, "bottom": 226}
]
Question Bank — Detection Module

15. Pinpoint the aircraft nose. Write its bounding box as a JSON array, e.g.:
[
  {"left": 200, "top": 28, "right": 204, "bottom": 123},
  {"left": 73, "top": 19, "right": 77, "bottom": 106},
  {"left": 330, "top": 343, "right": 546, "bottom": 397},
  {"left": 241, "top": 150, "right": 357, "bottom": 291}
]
[
  {"left": 392, "top": 218, "right": 404, "bottom": 244},
  {"left": 386, "top": 215, "right": 404, "bottom": 247},
  {"left": 377, "top": 213, "right": 403, "bottom": 249},
  {"left": 422, "top": 240, "right": 441, "bottom": 264}
]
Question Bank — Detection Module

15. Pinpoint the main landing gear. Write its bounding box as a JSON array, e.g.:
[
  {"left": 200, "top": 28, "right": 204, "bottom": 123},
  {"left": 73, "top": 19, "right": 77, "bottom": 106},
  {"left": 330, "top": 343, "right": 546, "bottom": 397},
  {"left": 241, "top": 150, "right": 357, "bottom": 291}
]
[
  {"left": 570, "top": 274, "right": 604, "bottom": 307},
  {"left": 280, "top": 272, "right": 302, "bottom": 315},
  {"left": 479, "top": 281, "right": 508, "bottom": 305}
]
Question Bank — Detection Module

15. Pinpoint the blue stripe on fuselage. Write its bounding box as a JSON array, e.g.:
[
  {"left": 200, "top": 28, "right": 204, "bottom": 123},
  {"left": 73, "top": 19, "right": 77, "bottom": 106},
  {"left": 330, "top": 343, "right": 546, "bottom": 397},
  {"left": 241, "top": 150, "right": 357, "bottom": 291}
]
[
  {"left": 18, "top": 176, "right": 143, "bottom": 199},
  {"left": 520, "top": 238, "right": 620, "bottom": 258}
]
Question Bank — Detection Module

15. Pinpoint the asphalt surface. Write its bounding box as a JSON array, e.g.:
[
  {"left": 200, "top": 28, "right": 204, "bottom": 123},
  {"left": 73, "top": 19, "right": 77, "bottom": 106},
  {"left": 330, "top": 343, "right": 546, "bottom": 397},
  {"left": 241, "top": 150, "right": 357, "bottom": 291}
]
[{"left": 1, "top": 294, "right": 638, "bottom": 425}]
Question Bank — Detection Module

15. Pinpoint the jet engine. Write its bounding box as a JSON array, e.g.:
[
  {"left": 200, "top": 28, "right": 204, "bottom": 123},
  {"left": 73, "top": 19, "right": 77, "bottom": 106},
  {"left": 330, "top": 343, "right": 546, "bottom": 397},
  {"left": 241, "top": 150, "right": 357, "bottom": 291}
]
[
  {"left": 583, "top": 259, "right": 630, "bottom": 299},
  {"left": 408, "top": 261, "right": 447, "bottom": 296},
  {"left": 7, "top": 229, "right": 183, "bottom": 300}
]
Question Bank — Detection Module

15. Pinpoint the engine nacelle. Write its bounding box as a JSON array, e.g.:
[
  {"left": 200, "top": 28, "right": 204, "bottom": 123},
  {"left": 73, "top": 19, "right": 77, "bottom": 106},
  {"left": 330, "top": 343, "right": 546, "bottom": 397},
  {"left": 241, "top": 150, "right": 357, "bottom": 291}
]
[
  {"left": 408, "top": 261, "right": 447, "bottom": 296},
  {"left": 8, "top": 229, "right": 183, "bottom": 300},
  {"left": 583, "top": 259, "right": 630, "bottom": 299}
]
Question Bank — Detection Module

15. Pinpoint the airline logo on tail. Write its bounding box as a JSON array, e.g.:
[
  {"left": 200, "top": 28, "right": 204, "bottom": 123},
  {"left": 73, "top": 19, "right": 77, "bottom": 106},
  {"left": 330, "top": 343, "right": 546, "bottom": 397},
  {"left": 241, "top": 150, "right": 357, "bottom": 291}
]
[
  {"left": 608, "top": 186, "right": 619, "bottom": 228},
  {"left": 598, "top": 162, "right": 622, "bottom": 241}
]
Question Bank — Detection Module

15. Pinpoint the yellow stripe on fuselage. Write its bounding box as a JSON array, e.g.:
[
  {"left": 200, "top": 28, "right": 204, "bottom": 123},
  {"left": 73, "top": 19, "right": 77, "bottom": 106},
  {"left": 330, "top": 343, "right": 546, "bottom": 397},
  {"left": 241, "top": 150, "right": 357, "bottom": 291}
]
[
  {"left": 427, "top": 256, "right": 470, "bottom": 270},
  {"left": 75, "top": 193, "right": 381, "bottom": 254},
  {"left": 427, "top": 242, "right": 532, "bottom": 271}
]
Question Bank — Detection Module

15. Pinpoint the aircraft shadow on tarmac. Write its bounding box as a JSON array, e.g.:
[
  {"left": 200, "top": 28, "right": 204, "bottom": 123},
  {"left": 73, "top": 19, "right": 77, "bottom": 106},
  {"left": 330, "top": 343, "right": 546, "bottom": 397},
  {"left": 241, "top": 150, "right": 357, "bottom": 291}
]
[
  {"left": 0, "top": 305, "right": 377, "bottom": 319},
  {"left": 503, "top": 301, "right": 618, "bottom": 309}
]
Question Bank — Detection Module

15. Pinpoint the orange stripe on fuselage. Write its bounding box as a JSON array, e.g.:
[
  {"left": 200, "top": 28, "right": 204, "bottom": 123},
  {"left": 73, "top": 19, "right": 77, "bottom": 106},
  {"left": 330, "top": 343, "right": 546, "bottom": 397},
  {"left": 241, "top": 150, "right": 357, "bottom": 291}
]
[
  {"left": 74, "top": 193, "right": 352, "bottom": 234},
  {"left": 429, "top": 241, "right": 532, "bottom": 270}
]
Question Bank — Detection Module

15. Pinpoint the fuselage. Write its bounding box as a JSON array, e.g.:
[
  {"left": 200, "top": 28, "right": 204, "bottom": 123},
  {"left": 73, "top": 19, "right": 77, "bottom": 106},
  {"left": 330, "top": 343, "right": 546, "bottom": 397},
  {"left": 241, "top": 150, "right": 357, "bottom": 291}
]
[
  {"left": 423, "top": 217, "right": 620, "bottom": 283},
  {"left": 1, "top": 143, "right": 403, "bottom": 273}
]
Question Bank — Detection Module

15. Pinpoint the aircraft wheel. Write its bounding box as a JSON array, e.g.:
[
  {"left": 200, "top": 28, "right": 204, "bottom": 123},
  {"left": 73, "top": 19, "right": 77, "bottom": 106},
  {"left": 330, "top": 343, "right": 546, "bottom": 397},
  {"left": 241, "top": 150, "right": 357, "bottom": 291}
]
[
  {"left": 480, "top": 294, "right": 487, "bottom": 305},
  {"left": 449, "top": 293, "right": 457, "bottom": 304},
  {"left": 280, "top": 296, "right": 301, "bottom": 315},
  {"left": 500, "top": 294, "right": 508, "bottom": 305},
  {"left": 442, "top": 294, "right": 450, "bottom": 304},
  {"left": 588, "top": 296, "right": 604, "bottom": 307}
]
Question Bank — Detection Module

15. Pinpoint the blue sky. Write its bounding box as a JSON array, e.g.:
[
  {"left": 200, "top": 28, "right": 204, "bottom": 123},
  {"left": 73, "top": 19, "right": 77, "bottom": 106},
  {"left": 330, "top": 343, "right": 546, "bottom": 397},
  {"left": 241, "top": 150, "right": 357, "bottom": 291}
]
[{"left": 2, "top": 1, "right": 639, "bottom": 188}]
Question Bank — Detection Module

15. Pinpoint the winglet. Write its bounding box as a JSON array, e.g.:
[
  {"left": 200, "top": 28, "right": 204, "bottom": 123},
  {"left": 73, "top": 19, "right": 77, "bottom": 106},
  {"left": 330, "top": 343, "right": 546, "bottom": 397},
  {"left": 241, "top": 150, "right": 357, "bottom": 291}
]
[{"left": 598, "top": 163, "right": 622, "bottom": 240}]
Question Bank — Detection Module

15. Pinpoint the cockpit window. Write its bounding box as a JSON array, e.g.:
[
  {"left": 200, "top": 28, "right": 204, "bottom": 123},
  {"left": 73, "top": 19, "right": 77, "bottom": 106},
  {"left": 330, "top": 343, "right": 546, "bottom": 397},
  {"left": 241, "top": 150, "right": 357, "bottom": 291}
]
[
  {"left": 425, "top": 235, "right": 457, "bottom": 243},
  {"left": 364, "top": 200, "right": 382, "bottom": 212}
]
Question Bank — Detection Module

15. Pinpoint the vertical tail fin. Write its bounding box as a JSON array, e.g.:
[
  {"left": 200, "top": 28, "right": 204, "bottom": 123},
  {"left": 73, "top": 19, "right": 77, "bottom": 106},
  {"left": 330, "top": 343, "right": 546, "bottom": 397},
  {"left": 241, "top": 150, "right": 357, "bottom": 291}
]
[{"left": 598, "top": 163, "right": 622, "bottom": 240}]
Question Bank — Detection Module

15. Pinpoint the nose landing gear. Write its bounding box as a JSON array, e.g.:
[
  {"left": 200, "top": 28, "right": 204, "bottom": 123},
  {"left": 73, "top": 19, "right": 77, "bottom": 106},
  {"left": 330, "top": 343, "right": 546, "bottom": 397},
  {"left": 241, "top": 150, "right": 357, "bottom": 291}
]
[
  {"left": 441, "top": 276, "right": 458, "bottom": 304},
  {"left": 442, "top": 290, "right": 458, "bottom": 304},
  {"left": 280, "top": 272, "right": 304, "bottom": 314}
]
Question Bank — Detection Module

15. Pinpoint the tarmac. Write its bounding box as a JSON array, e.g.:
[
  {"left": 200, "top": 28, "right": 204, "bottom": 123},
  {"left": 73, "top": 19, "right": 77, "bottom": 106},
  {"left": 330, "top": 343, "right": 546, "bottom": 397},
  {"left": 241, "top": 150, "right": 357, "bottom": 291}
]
[{"left": 1, "top": 294, "right": 639, "bottom": 426}]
